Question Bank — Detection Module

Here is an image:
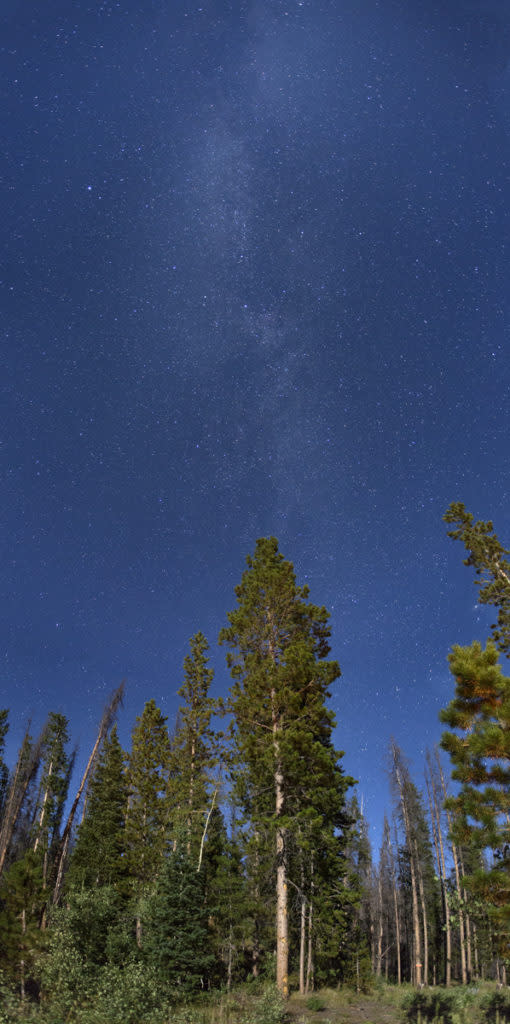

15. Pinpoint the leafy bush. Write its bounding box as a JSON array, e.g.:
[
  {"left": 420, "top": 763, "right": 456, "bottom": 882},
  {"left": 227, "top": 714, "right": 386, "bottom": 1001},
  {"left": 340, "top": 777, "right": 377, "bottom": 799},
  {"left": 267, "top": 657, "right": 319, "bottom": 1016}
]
[
  {"left": 241, "top": 985, "right": 285, "bottom": 1024},
  {"left": 0, "top": 969, "right": 19, "bottom": 1024},
  {"left": 306, "top": 994, "right": 327, "bottom": 1012}
]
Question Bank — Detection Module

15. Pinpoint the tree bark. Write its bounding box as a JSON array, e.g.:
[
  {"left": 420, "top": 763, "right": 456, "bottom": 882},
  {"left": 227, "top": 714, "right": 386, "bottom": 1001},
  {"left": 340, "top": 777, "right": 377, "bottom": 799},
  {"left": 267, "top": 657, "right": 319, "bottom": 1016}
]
[
  {"left": 426, "top": 764, "right": 451, "bottom": 986},
  {"left": 388, "top": 820, "right": 401, "bottom": 985},
  {"left": 299, "top": 856, "right": 306, "bottom": 994},
  {"left": 415, "top": 844, "right": 429, "bottom": 986},
  {"left": 392, "top": 748, "right": 422, "bottom": 986},
  {"left": 436, "top": 752, "right": 467, "bottom": 983},
  {"left": 305, "top": 859, "right": 314, "bottom": 995}
]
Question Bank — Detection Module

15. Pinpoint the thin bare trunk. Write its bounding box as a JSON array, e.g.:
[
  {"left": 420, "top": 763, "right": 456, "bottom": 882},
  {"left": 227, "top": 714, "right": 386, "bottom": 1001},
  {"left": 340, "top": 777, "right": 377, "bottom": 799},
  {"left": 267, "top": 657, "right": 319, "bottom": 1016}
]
[
  {"left": 275, "top": 797, "right": 288, "bottom": 995},
  {"left": 472, "top": 921, "right": 479, "bottom": 978},
  {"left": 299, "top": 857, "right": 306, "bottom": 994},
  {"left": 389, "top": 821, "right": 401, "bottom": 985},
  {"left": 251, "top": 831, "right": 260, "bottom": 978},
  {"left": 33, "top": 760, "right": 52, "bottom": 855},
  {"left": 272, "top": 680, "right": 288, "bottom": 998},
  {"left": 435, "top": 752, "right": 467, "bottom": 983},
  {"left": 20, "top": 906, "right": 26, "bottom": 1001},
  {"left": 52, "top": 683, "right": 124, "bottom": 904},
  {"left": 415, "top": 845, "right": 429, "bottom": 986},
  {"left": 0, "top": 728, "right": 44, "bottom": 876},
  {"left": 426, "top": 764, "right": 451, "bottom": 986},
  {"left": 227, "top": 923, "right": 233, "bottom": 992},
  {"left": 392, "top": 748, "right": 422, "bottom": 986},
  {"left": 458, "top": 847, "right": 473, "bottom": 980},
  {"left": 196, "top": 784, "right": 217, "bottom": 873},
  {"left": 187, "top": 735, "right": 196, "bottom": 856},
  {"left": 375, "top": 870, "right": 383, "bottom": 976},
  {"left": 305, "top": 857, "right": 314, "bottom": 994}
]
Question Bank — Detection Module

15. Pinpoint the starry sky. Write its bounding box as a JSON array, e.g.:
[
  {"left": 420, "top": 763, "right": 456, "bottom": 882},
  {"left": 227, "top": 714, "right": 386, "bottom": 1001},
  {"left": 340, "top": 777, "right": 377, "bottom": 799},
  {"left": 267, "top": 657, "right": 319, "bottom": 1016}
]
[{"left": 3, "top": 0, "right": 510, "bottom": 847}]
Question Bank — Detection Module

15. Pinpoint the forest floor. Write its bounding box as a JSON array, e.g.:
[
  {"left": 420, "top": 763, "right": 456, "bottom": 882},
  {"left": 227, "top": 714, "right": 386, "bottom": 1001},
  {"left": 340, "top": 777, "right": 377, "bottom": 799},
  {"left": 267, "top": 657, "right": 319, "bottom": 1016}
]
[
  {"left": 283, "top": 982, "right": 493, "bottom": 1024},
  {"left": 287, "top": 990, "right": 400, "bottom": 1024}
]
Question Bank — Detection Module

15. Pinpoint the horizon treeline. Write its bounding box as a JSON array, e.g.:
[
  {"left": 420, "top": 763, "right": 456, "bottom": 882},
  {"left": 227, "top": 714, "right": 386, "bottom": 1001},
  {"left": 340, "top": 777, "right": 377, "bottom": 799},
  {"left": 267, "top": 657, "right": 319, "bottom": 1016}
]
[{"left": 0, "top": 506, "right": 508, "bottom": 1018}]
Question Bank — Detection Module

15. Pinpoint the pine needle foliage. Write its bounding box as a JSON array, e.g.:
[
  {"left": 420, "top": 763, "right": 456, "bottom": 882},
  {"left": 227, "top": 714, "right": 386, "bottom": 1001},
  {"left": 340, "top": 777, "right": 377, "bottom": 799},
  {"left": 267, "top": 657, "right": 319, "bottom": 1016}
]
[{"left": 440, "top": 641, "right": 510, "bottom": 955}]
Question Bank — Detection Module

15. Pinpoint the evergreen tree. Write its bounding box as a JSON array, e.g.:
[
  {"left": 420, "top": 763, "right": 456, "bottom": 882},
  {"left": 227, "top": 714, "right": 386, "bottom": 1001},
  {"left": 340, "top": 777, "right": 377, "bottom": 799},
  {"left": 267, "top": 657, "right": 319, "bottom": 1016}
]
[
  {"left": 125, "top": 700, "right": 172, "bottom": 944},
  {"left": 67, "top": 726, "right": 128, "bottom": 891},
  {"left": 170, "top": 633, "right": 218, "bottom": 858},
  {"left": 145, "top": 849, "right": 214, "bottom": 992},
  {"left": 202, "top": 803, "right": 251, "bottom": 989},
  {"left": 440, "top": 641, "right": 510, "bottom": 957},
  {"left": 443, "top": 502, "right": 510, "bottom": 656},
  {"left": 220, "top": 537, "right": 345, "bottom": 996},
  {"left": 52, "top": 682, "right": 124, "bottom": 907},
  {"left": 0, "top": 850, "right": 45, "bottom": 1000}
]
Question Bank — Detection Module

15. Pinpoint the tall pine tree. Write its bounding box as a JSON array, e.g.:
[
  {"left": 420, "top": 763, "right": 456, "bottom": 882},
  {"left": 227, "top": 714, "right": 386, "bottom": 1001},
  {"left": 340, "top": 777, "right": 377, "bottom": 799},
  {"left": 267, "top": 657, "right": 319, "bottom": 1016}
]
[
  {"left": 170, "top": 633, "right": 218, "bottom": 858},
  {"left": 67, "top": 726, "right": 128, "bottom": 891},
  {"left": 125, "top": 700, "right": 172, "bottom": 945},
  {"left": 220, "top": 537, "right": 345, "bottom": 996},
  {"left": 440, "top": 642, "right": 510, "bottom": 958}
]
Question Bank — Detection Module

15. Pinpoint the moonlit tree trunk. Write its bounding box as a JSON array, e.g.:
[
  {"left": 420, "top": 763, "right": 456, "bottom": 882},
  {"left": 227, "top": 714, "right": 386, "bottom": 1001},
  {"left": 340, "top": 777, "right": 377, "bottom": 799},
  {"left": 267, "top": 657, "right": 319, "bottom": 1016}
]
[
  {"left": 389, "top": 822, "right": 402, "bottom": 986},
  {"left": 305, "top": 855, "right": 314, "bottom": 994},
  {"left": 391, "top": 744, "right": 422, "bottom": 986},
  {"left": 435, "top": 752, "right": 467, "bottom": 983},
  {"left": 273, "top": 690, "right": 289, "bottom": 998},
  {"left": 415, "top": 846, "right": 429, "bottom": 986},
  {"left": 299, "top": 856, "right": 306, "bottom": 994},
  {"left": 426, "top": 761, "right": 451, "bottom": 986}
]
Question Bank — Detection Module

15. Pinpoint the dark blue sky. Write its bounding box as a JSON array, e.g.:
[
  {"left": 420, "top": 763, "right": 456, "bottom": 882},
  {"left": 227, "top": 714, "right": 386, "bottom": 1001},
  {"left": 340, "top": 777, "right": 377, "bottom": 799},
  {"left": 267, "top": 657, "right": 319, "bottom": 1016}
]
[{"left": 3, "top": 0, "right": 510, "bottom": 845}]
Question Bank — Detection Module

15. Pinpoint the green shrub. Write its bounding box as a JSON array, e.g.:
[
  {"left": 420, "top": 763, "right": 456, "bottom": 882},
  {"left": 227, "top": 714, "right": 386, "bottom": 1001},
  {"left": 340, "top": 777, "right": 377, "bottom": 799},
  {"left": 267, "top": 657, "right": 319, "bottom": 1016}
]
[
  {"left": 482, "top": 990, "right": 510, "bottom": 1024},
  {"left": 306, "top": 994, "right": 327, "bottom": 1012},
  {"left": 241, "top": 985, "right": 285, "bottom": 1024},
  {"left": 0, "top": 969, "right": 19, "bottom": 1024},
  {"left": 401, "top": 987, "right": 476, "bottom": 1024}
]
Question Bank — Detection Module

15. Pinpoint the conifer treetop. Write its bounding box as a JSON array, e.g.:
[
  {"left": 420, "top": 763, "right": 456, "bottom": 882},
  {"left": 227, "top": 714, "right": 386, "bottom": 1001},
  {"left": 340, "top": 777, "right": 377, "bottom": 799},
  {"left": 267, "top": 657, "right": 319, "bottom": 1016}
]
[{"left": 443, "top": 501, "right": 510, "bottom": 654}]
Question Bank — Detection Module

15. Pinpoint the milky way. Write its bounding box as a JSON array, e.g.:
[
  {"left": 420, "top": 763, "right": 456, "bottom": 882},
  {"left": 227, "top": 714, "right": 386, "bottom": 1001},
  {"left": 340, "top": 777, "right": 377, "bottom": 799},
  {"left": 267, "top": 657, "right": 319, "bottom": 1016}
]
[{"left": 3, "top": 0, "right": 510, "bottom": 844}]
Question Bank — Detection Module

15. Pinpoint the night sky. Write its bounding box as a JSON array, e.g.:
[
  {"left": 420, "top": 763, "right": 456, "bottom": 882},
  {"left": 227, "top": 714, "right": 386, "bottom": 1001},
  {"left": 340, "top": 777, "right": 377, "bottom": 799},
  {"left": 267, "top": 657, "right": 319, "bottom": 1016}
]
[{"left": 3, "top": 0, "right": 510, "bottom": 845}]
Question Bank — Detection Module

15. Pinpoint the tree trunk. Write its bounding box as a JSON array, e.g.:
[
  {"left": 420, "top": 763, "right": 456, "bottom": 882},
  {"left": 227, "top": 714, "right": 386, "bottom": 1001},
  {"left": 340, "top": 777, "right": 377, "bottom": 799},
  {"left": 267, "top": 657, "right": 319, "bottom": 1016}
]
[
  {"left": 227, "top": 923, "right": 233, "bottom": 992},
  {"left": 187, "top": 734, "right": 196, "bottom": 855},
  {"left": 375, "top": 870, "right": 383, "bottom": 977},
  {"left": 305, "top": 866, "right": 314, "bottom": 995},
  {"left": 20, "top": 906, "right": 26, "bottom": 1001},
  {"left": 458, "top": 847, "right": 473, "bottom": 981},
  {"left": 275, "top": 810, "right": 288, "bottom": 996},
  {"left": 426, "top": 765, "right": 451, "bottom": 986},
  {"left": 389, "top": 821, "right": 402, "bottom": 985},
  {"left": 415, "top": 846, "right": 429, "bottom": 986},
  {"left": 299, "top": 857, "right": 306, "bottom": 994},
  {"left": 33, "top": 759, "right": 52, "bottom": 855},
  {"left": 393, "top": 752, "right": 422, "bottom": 986},
  {"left": 436, "top": 753, "right": 467, "bottom": 983},
  {"left": 272, "top": 677, "right": 288, "bottom": 999}
]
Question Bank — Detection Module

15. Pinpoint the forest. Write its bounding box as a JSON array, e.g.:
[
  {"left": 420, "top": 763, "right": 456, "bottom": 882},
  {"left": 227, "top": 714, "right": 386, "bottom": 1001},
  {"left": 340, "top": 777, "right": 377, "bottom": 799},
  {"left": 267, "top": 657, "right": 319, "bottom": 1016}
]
[{"left": 0, "top": 503, "right": 508, "bottom": 1024}]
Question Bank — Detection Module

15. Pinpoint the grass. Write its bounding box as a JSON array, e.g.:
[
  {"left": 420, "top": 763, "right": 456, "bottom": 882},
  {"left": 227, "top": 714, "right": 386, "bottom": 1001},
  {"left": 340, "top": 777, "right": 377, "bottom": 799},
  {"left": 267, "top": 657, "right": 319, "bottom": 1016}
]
[{"left": 0, "top": 979, "right": 505, "bottom": 1024}]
